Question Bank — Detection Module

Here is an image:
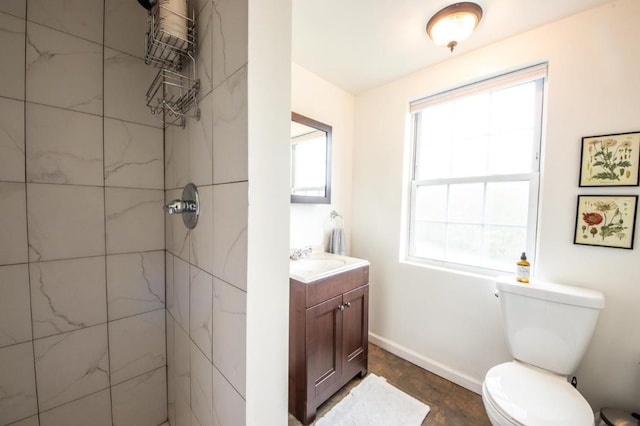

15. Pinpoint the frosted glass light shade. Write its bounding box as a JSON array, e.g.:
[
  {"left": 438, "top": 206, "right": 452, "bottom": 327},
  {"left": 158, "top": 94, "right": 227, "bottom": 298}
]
[{"left": 426, "top": 2, "right": 483, "bottom": 52}]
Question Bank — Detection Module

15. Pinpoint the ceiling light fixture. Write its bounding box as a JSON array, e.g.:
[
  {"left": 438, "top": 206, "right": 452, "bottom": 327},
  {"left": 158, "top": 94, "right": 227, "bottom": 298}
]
[{"left": 426, "top": 2, "right": 483, "bottom": 52}]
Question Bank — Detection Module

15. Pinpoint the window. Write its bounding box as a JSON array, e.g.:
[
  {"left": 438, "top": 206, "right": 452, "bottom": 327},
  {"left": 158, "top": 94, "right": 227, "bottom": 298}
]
[{"left": 407, "top": 65, "right": 546, "bottom": 272}]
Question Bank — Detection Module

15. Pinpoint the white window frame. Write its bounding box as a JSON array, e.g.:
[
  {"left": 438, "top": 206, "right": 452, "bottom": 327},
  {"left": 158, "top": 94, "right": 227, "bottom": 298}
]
[{"left": 406, "top": 64, "right": 547, "bottom": 274}]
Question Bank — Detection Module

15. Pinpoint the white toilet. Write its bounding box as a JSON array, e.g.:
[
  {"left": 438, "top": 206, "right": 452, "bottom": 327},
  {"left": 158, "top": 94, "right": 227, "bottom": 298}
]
[{"left": 482, "top": 276, "right": 605, "bottom": 426}]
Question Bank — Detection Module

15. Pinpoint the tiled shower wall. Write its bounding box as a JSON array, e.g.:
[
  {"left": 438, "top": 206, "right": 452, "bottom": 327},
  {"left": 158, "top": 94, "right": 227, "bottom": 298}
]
[
  {"left": 164, "top": 0, "right": 249, "bottom": 425},
  {"left": 0, "top": 1, "right": 167, "bottom": 425}
]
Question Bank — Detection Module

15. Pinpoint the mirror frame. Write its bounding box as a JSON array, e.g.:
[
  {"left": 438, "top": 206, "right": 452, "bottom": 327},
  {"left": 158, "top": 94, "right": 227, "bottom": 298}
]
[{"left": 290, "top": 112, "right": 332, "bottom": 204}]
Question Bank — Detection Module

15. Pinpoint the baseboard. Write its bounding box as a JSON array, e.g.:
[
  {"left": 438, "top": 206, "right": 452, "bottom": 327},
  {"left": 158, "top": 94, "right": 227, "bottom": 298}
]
[{"left": 368, "top": 332, "right": 483, "bottom": 394}]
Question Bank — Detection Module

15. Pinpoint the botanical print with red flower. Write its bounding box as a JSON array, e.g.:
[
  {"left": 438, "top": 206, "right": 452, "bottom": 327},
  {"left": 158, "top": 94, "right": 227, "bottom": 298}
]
[
  {"left": 580, "top": 132, "right": 640, "bottom": 186},
  {"left": 575, "top": 195, "right": 638, "bottom": 249}
]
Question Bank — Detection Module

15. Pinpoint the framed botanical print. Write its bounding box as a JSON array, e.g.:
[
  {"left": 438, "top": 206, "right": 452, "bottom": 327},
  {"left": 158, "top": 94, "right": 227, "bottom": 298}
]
[
  {"left": 579, "top": 131, "right": 640, "bottom": 187},
  {"left": 574, "top": 195, "right": 638, "bottom": 249}
]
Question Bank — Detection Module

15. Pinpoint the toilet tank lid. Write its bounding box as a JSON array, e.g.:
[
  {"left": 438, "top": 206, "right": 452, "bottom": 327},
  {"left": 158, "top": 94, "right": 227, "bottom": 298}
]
[{"left": 496, "top": 276, "right": 605, "bottom": 309}]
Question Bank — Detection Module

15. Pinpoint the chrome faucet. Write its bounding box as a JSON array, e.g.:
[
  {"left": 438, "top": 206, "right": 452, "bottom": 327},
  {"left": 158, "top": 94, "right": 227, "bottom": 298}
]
[{"left": 290, "top": 246, "right": 312, "bottom": 260}]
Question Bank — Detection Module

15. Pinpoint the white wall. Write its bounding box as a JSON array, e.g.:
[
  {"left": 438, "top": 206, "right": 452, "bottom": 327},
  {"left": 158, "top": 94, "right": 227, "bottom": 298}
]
[
  {"left": 246, "top": 0, "right": 292, "bottom": 424},
  {"left": 291, "top": 64, "right": 356, "bottom": 252},
  {"left": 351, "top": 0, "right": 640, "bottom": 412}
]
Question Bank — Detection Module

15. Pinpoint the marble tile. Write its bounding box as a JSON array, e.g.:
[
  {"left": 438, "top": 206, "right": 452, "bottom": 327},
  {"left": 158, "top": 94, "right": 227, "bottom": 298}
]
[
  {"left": 194, "top": 0, "right": 209, "bottom": 21},
  {"left": 0, "top": 96, "right": 25, "bottom": 182},
  {"left": 39, "top": 388, "right": 112, "bottom": 426},
  {"left": 174, "top": 321, "right": 192, "bottom": 426},
  {"left": 166, "top": 252, "right": 175, "bottom": 315},
  {"left": 190, "top": 341, "right": 212, "bottom": 426},
  {"left": 105, "top": 188, "right": 164, "bottom": 254},
  {"left": 212, "top": 65, "right": 247, "bottom": 184},
  {"left": 190, "top": 184, "right": 213, "bottom": 274},
  {"left": 164, "top": 192, "right": 172, "bottom": 254},
  {"left": 0, "top": 182, "right": 28, "bottom": 265},
  {"left": 0, "top": 1, "right": 26, "bottom": 19},
  {"left": 26, "top": 103, "right": 103, "bottom": 185},
  {"left": 107, "top": 251, "right": 165, "bottom": 320},
  {"left": 104, "top": 118, "right": 164, "bottom": 189},
  {"left": 166, "top": 312, "right": 176, "bottom": 426},
  {"left": 104, "top": 0, "right": 148, "bottom": 59},
  {"left": 107, "top": 251, "right": 165, "bottom": 321},
  {"left": 26, "top": 22, "right": 102, "bottom": 115},
  {"left": 212, "top": 363, "right": 246, "bottom": 426},
  {"left": 212, "top": 182, "right": 247, "bottom": 290},
  {"left": 34, "top": 324, "right": 109, "bottom": 411},
  {"left": 27, "top": 183, "right": 105, "bottom": 262},
  {"left": 166, "top": 189, "right": 190, "bottom": 260},
  {"left": 104, "top": 48, "right": 161, "bottom": 128},
  {"left": 10, "top": 415, "right": 39, "bottom": 426},
  {"left": 195, "top": 1, "right": 212, "bottom": 98},
  {"left": 0, "top": 264, "right": 31, "bottom": 348},
  {"left": 172, "top": 256, "right": 190, "bottom": 332},
  {"left": 111, "top": 367, "right": 167, "bottom": 426},
  {"left": 0, "top": 12, "right": 25, "bottom": 100},
  {"left": 0, "top": 342, "right": 38, "bottom": 425},
  {"left": 211, "top": 277, "right": 246, "bottom": 397},
  {"left": 30, "top": 256, "right": 107, "bottom": 339},
  {"left": 165, "top": 124, "right": 190, "bottom": 191},
  {"left": 28, "top": 0, "right": 103, "bottom": 44},
  {"left": 210, "top": 0, "right": 247, "bottom": 91},
  {"left": 190, "top": 266, "right": 212, "bottom": 361},
  {"left": 188, "top": 93, "right": 213, "bottom": 186},
  {"left": 109, "top": 309, "right": 166, "bottom": 385}
]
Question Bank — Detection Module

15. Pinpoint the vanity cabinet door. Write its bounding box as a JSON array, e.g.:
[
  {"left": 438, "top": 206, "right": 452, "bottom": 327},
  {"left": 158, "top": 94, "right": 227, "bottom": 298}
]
[
  {"left": 342, "top": 285, "right": 369, "bottom": 379},
  {"left": 306, "top": 294, "right": 343, "bottom": 402}
]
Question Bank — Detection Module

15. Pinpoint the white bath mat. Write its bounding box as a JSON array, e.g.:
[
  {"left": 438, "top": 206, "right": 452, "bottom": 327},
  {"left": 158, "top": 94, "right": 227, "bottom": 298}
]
[{"left": 315, "top": 374, "right": 430, "bottom": 426}]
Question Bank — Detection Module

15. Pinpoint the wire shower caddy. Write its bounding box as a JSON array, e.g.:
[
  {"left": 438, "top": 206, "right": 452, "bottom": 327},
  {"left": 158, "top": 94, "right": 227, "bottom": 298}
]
[{"left": 144, "top": 0, "right": 200, "bottom": 127}]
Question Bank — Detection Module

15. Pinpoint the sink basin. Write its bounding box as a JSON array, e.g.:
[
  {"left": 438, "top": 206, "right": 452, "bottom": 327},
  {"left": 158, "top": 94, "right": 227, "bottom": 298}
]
[{"left": 290, "top": 253, "right": 368, "bottom": 283}]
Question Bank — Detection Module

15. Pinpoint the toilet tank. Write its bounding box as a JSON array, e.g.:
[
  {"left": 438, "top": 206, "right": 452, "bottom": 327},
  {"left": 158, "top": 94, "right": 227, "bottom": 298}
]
[{"left": 496, "top": 276, "right": 605, "bottom": 375}]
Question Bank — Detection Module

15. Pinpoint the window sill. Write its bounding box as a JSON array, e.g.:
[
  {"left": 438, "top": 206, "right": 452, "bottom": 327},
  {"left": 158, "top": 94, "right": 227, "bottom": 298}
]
[{"left": 401, "top": 257, "right": 513, "bottom": 281}]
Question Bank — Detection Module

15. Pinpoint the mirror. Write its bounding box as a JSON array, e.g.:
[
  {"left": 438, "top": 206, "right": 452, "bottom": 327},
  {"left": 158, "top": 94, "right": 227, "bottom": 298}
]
[{"left": 290, "top": 112, "right": 332, "bottom": 204}]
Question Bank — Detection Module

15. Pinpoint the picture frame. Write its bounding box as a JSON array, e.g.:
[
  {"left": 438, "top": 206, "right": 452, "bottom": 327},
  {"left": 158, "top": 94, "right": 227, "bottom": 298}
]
[
  {"left": 574, "top": 195, "right": 638, "bottom": 249},
  {"left": 579, "top": 131, "right": 640, "bottom": 187}
]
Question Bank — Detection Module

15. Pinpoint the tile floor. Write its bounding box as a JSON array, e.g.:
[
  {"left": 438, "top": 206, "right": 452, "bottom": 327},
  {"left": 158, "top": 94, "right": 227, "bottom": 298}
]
[{"left": 288, "top": 343, "right": 492, "bottom": 426}]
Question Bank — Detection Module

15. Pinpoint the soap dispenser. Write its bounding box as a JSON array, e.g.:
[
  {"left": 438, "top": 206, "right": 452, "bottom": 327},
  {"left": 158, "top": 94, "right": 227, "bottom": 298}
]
[{"left": 516, "top": 252, "right": 530, "bottom": 283}]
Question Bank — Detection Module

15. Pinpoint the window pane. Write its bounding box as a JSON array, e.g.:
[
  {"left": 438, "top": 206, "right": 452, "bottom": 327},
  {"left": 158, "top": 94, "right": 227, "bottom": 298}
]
[
  {"left": 448, "top": 183, "right": 484, "bottom": 224},
  {"left": 453, "top": 93, "right": 490, "bottom": 139},
  {"left": 446, "top": 224, "right": 482, "bottom": 266},
  {"left": 488, "top": 129, "right": 534, "bottom": 174},
  {"left": 491, "top": 82, "right": 535, "bottom": 133},
  {"left": 415, "top": 185, "right": 447, "bottom": 222},
  {"left": 485, "top": 181, "right": 530, "bottom": 226},
  {"left": 416, "top": 135, "right": 451, "bottom": 180},
  {"left": 482, "top": 226, "right": 527, "bottom": 271},
  {"left": 413, "top": 222, "right": 446, "bottom": 259},
  {"left": 450, "top": 136, "right": 489, "bottom": 178}
]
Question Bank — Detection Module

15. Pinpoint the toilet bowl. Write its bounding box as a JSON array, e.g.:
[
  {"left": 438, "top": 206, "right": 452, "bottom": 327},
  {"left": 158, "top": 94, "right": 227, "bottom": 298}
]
[
  {"left": 482, "top": 276, "right": 605, "bottom": 426},
  {"left": 482, "top": 361, "right": 594, "bottom": 426}
]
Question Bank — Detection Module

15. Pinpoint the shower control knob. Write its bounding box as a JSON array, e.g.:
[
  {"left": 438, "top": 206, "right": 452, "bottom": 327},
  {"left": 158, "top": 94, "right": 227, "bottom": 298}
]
[
  {"left": 163, "top": 183, "right": 200, "bottom": 229},
  {"left": 164, "top": 200, "right": 186, "bottom": 215}
]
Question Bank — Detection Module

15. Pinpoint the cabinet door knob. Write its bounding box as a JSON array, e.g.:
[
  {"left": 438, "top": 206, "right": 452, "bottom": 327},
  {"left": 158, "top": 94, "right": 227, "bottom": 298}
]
[
  {"left": 344, "top": 302, "right": 351, "bottom": 308},
  {"left": 337, "top": 304, "right": 345, "bottom": 312}
]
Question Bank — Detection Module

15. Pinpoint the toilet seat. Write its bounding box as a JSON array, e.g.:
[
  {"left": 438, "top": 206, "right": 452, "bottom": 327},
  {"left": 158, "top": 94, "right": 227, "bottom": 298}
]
[{"left": 482, "top": 361, "right": 594, "bottom": 426}]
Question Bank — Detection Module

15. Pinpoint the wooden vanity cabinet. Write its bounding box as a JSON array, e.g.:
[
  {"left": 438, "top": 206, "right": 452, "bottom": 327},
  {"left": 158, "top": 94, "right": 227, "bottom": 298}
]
[{"left": 289, "top": 266, "right": 369, "bottom": 425}]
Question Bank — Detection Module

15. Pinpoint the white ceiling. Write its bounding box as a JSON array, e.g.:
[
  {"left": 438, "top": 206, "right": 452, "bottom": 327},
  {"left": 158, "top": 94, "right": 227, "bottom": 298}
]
[{"left": 292, "top": 0, "right": 616, "bottom": 94}]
